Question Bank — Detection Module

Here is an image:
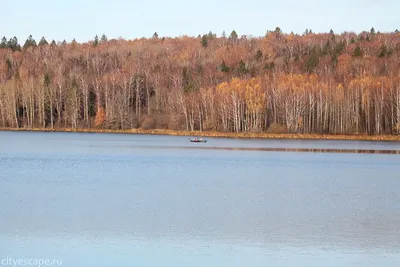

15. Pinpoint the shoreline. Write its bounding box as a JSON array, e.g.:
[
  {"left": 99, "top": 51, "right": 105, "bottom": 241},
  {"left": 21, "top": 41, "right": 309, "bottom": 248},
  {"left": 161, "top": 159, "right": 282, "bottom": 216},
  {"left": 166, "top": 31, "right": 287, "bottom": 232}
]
[{"left": 1, "top": 127, "right": 400, "bottom": 142}]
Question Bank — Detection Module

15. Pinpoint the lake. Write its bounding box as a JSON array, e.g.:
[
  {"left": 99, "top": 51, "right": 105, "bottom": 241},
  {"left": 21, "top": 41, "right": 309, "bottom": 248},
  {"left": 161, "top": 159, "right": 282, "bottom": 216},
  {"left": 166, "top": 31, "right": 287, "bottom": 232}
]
[{"left": 0, "top": 131, "right": 400, "bottom": 267}]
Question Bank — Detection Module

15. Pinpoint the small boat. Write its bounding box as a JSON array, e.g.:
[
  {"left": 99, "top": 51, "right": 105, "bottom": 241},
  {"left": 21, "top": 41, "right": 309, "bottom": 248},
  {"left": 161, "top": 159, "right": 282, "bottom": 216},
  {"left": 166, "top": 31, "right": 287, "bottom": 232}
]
[{"left": 189, "top": 138, "right": 207, "bottom": 143}]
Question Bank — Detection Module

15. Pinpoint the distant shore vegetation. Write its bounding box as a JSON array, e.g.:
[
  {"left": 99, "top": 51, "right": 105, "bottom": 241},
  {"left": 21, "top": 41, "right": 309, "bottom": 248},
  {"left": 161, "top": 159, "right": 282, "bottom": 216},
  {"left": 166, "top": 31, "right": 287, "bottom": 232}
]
[{"left": 1, "top": 27, "right": 400, "bottom": 136}]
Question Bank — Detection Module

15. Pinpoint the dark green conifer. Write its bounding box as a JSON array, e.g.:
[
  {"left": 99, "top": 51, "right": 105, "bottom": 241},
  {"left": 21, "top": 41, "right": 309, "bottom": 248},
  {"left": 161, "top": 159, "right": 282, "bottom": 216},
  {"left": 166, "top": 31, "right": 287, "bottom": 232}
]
[
  {"left": 201, "top": 35, "right": 208, "bottom": 48},
  {"left": 38, "top": 37, "right": 48, "bottom": 46},
  {"left": 23, "top": 35, "right": 37, "bottom": 50},
  {"left": 93, "top": 35, "right": 99, "bottom": 47},
  {"left": 353, "top": 46, "right": 363, "bottom": 57}
]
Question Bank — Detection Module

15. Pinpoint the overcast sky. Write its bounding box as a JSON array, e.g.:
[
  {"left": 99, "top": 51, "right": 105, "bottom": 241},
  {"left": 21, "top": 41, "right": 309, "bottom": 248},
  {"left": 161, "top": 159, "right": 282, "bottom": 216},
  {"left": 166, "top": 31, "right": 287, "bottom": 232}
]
[{"left": 3, "top": 0, "right": 399, "bottom": 43}]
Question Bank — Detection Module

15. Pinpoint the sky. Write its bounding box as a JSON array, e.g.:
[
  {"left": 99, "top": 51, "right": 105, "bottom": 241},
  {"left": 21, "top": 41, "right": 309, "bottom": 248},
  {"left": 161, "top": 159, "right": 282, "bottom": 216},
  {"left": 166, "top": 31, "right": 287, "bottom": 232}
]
[{"left": 3, "top": 0, "right": 400, "bottom": 43}]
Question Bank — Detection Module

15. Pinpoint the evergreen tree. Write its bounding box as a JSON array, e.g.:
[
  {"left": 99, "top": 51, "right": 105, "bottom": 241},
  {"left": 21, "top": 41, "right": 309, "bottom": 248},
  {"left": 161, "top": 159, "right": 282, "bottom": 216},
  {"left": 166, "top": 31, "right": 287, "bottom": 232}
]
[
  {"left": 7, "top": 37, "right": 21, "bottom": 51},
  {"left": 23, "top": 35, "right": 37, "bottom": 50},
  {"left": 5, "top": 58, "right": 12, "bottom": 71},
  {"left": 331, "top": 53, "right": 338, "bottom": 66},
  {"left": 101, "top": 34, "right": 108, "bottom": 42},
  {"left": 274, "top": 27, "right": 282, "bottom": 34},
  {"left": 62, "top": 39, "right": 67, "bottom": 46},
  {"left": 237, "top": 60, "right": 249, "bottom": 75},
  {"left": 50, "top": 40, "right": 57, "bottom": 46},
  {"left": 0, "top": 36, "right": 7, "bottom": 48},
  {"left": 201, "top": 34, "right": 208, "bottom": 48},
  {"left": 182, "top": 67, "right": 197, "bottom": 93},
  {"left": 353, "top": 46, "right": 363, "bottom": 57},
  {"left": 38, "top": 37, "right": 48, "bottom": 46},
  {"left": 93, "top": 35, "right": 99, "bottom": 47},
  {"left": 330, "top": 29, "right": 336, "bottom": 41},
  {"left": 370, "top": 27, "right": 375, "bottom": 35},
  {"left": 395, "top": 29, "right": 399, "bottom": 33},
  {"left": 229, "top": 30, "right": 238, "bottom": 42},
  {"left": 264, "top": 62, "right": 275, "bottom": 71},
  {"left": 152, "top": 32, "right": 158, "bottom": 39},
  {"left": 207, "top": 31, "right": 216, "bottom": 39},
  {"left": 378, "top": 44, "right": 388, "bottom": 58},
  {"left": 14, "top": 37, "right": 21, "bottom": 51},
  {"left": 304, "top": 48, "right": 319, "bottom": 73},
  {"left": 44, "top": 73, "right": 51, "bottom": 88},
  {"left": 221, "top": 31, "right": 226, "bottom": 38},
  {"left": 71, "top": 38, "right": 77, "bottom": 47},
  {"left": 255, "top": 49, "right": 263, "bottom": 60},
  {"left": 219, "top": 60, "right": 230, "bottom": 72},
  {"left": 322, "top": 40, "right": 330, "bottom": 55},
  {"left": 334, "top": 41, "right": 345, "bottom": 54}
]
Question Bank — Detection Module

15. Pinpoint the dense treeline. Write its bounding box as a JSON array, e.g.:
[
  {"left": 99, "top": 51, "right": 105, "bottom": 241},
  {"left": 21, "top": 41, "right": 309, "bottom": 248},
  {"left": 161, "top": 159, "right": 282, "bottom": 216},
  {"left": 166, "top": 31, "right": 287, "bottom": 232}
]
[{"left": 1, "top": 28, "right": 400, "bottom": 134}]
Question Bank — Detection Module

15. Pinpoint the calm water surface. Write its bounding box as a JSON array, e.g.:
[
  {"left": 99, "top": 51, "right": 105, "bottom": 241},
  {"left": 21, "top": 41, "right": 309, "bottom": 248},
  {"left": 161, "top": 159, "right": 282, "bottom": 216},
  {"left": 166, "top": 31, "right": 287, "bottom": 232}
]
[{"left": 1, "top": 131, "right": 400, "bottom": 267}]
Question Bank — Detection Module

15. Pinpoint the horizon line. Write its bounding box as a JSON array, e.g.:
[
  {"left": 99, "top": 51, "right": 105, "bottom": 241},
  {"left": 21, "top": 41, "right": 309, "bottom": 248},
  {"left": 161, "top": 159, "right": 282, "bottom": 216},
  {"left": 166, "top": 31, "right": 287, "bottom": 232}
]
[{"left": 2, "top": 27, "right": 399, "bottom": 44}]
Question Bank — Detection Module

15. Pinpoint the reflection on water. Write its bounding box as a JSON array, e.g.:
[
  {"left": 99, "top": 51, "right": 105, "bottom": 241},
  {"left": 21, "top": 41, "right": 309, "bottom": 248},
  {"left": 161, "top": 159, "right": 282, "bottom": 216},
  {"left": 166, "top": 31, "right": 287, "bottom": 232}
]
[
  {"left": 92, "top": 144, "right": 400, "bottom": 154},
  {"left": 0, "top": 131, "right": 400, "bottom": 267}
]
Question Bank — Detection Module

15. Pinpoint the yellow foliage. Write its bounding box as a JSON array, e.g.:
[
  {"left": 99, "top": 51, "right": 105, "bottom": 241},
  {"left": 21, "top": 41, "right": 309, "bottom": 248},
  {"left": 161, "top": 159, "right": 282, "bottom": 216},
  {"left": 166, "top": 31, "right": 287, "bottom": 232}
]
[
  {"left": 216, "top": 77, "right": 265, "bottom": 112},
  {"left": 94, "top": 107, "right": 106, "bottom": 127},
  {"left": 286, "top": 34, "right": 294, "bottom": 41},
  {"left": 394, "top": 123, "right": 400, "bottom": 134},
  {"left": 245, "top": 78, "right": 265, "bottom": 112},
  {"left": 336, "top": 83, "right": 345, "bottom": 101},
  {"left": 278, "top": 73, "right": 308, "bottom": 93}
]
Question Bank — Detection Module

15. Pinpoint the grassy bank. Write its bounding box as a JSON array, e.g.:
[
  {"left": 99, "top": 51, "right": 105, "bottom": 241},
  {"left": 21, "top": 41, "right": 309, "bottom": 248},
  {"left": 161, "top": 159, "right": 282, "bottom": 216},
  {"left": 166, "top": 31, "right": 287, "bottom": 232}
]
[{"left": 1, "top": 127, "right": 400, "bottom": 141}]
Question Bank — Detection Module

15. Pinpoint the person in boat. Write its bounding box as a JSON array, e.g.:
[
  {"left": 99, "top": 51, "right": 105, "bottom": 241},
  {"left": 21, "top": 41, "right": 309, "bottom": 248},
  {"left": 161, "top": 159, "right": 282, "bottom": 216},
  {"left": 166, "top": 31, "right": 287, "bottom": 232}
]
[{"left": 190, "top": 137, "right": 205, "bottom": 142}]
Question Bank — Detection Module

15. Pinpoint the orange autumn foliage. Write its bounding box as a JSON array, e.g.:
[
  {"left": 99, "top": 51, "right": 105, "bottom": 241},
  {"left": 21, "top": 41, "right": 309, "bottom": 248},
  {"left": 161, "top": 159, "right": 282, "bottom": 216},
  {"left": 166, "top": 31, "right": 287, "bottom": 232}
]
[{"left": 94, "top": 107, "right": 106, "bottom": 127}]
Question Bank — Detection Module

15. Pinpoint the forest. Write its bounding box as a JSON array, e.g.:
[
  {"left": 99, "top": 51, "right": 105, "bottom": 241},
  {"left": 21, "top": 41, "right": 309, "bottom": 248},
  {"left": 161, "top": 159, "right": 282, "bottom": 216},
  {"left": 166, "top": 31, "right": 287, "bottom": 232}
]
[{"left": 1, "top": 27, "right": 400, "bottom": 135}]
